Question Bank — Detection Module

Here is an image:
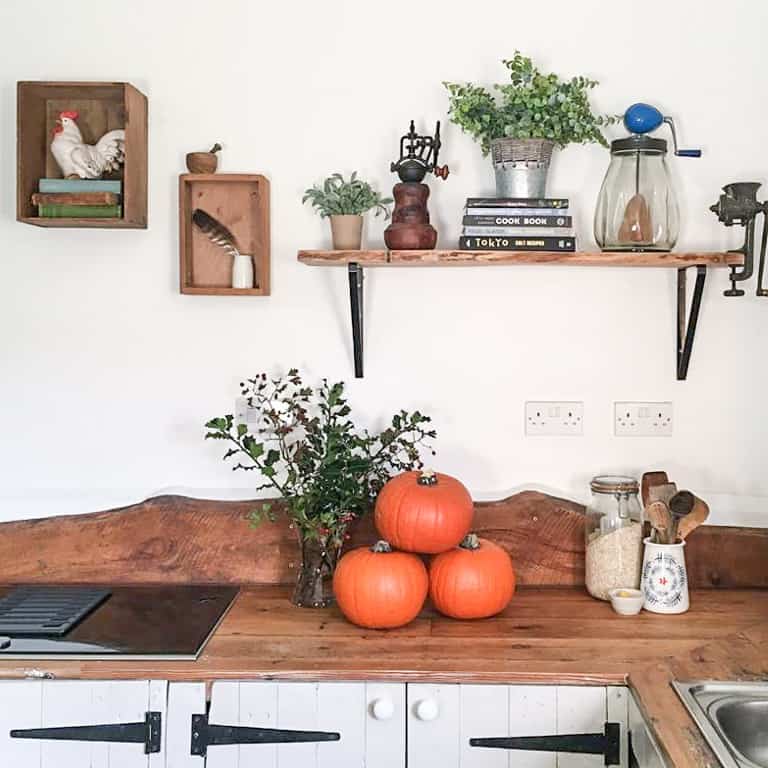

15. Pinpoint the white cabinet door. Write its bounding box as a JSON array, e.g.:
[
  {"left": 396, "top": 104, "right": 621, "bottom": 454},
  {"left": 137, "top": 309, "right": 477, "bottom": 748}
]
[
  {"left": 0, "top": 679, "right": 167, "bottom": 768},
  {"left": 194, "top": 680, "right": 405, "bottom": 768},
  {"left": 408, "top": 684, "right": 627, "bottom": 768}
]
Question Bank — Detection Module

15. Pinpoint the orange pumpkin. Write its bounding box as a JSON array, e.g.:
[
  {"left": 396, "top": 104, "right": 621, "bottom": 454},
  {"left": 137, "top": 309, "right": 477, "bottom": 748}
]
[
  {"left": 374, "top": 470, "right": 473, "bottom": 554},
  {"left": 429, "top": 534, "right": 516, "bottom": 619},
  {"left": 333, "top": 541, "right": 428, "bottom": 629}
]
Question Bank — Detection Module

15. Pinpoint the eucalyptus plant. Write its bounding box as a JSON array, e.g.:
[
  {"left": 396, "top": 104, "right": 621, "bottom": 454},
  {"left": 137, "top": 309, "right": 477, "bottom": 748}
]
[
  {"left": 303, "top": 172, "right": 393, "bottom": 218},
  {"left": 444, "top": 52, "right": 619, "bottom": 155},
  {"left": 205, "top": 369, "right": 435, "bottom": 545}
]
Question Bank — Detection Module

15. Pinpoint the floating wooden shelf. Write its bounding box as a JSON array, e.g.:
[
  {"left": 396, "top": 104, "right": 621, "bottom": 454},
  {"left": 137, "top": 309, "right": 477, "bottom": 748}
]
[
  {"left": 298, "top": 249, "right": 740, "bottom": 267},
  {"left": 179, "top": 174, "right": 270, "bottom": 296},
  {"left": 17, "top": 81, "right": 148, "bottom": 229},
  {"left": 298, "top": 248, "right": 743, "bottom": 380}
]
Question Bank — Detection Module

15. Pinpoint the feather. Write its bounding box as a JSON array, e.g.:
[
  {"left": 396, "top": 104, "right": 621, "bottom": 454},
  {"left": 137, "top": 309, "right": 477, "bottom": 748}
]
[{"left": 192, "top": 209, "right": 240, "bottom": 258}]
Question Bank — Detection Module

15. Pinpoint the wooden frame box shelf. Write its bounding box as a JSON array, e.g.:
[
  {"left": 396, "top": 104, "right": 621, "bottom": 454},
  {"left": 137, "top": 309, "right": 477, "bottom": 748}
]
[
  {"left": 17, "top": 81, "right": 148, "bottom": 228},
  {"left": 179, "top": 174, "right": 270, "bottom": 296}
]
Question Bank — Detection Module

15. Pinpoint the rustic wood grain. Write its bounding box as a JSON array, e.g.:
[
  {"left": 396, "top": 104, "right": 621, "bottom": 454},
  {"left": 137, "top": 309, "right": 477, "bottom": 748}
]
[
  {"left": 179, "top": 174, "right": 270, "bottom": 296},
  {"left": 0, "top": 586, "right": 764, "bottom": 687},
  {"left": 0, "top": 491, "right": 765, "bottom": 588},
  {"left": 298, "top": 250, "right": 743, "bottom": 267}
]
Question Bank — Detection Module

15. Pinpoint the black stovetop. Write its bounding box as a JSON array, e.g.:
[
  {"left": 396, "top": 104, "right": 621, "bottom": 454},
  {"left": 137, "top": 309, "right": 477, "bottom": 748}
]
[{"left": 0, "top": 585, "right": 238, "bottom": 659}]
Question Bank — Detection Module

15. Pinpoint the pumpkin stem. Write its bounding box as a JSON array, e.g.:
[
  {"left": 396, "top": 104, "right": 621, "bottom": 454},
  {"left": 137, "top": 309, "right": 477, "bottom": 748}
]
[
  {"left": 417, "top": 470, "right": 438, "bottom": 486},
  {"left": 459, "top": 533, "right": 480, "bottom": 550},
  {"left": 371, "top": 540, "right": 393, "bottom": 553}
]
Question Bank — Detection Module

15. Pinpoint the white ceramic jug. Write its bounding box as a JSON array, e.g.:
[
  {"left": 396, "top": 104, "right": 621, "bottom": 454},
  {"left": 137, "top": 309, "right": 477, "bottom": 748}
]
[{"left": 641, "top": 537, "right": 689, "bottom": 614}]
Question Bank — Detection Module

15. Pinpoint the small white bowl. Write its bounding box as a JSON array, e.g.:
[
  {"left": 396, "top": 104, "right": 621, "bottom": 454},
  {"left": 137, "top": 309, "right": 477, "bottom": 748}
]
[{"left": 608, "top": 588, "right": 644, "bottom": 616}]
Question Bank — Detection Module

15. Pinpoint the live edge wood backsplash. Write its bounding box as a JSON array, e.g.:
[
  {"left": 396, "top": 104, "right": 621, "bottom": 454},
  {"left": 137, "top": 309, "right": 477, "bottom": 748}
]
[{"left": 0, "top": 492, "right": 765, "bottom": 588}]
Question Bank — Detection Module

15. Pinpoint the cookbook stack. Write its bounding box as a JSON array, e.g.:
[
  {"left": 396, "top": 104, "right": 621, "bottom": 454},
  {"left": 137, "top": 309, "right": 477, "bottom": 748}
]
[
  {"left": 32, "top": 179, "right": 122, "bottom": 219},
  {"left": 459, "top": 196, "right": 575, "bottom": 252}
]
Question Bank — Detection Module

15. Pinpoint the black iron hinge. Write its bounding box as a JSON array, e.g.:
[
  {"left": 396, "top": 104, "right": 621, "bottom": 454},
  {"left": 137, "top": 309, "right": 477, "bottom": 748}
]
[
  {"left": 190, "top": 713, "right": 340, "bottom": 757},
  {"left": 11, "top": 711, "right": 161, "bottom": 754},
  {"left": 470, "top": 721, "right": 621, "bottom": 766}
]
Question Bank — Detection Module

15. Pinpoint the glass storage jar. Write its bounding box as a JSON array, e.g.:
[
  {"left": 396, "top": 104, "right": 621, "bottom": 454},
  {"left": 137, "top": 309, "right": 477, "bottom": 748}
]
[
  {"left": 585, "top": 475, "right": 644, "bottom": 600},
  {"left": 593, "top": 136, "right": 680, "bottom": 251}
]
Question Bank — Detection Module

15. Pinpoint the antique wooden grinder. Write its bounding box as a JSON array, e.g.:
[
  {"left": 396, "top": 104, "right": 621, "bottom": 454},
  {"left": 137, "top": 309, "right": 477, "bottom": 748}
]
[{"left": 384, "top": 121, "right": 449, "bottom": 250}]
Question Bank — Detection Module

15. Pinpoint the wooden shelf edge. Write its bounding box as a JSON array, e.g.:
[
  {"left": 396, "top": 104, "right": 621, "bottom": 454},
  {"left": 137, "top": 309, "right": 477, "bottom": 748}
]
[
  {"left": 298, "top": 249, "right": 742, "bottom": 268},
  {"left": 181, "top": 286, "right": 269, "bottom": 296},
  {"left": 19, "top": 216, "right": 145, "bottom": 229}
]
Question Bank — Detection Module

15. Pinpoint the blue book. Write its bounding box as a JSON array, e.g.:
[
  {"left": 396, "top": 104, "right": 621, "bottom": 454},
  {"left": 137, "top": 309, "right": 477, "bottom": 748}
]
[{"left": 38, "top": 179, "right": 122, "bottom": 194}]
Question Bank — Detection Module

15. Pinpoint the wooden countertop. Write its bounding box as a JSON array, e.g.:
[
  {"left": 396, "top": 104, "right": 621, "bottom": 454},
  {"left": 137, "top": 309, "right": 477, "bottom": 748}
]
[
  {"left": 0, "top": 586, "right": 765, "bottom": 767},
  {"left": 1, "top": 495, "right": 765, "bottom": 768}
]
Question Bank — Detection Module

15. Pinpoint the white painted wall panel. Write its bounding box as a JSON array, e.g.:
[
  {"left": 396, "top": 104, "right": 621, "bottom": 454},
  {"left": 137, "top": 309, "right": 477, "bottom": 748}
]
[{"left": 0, "top": 0, "right": 765, "bottom": 526}]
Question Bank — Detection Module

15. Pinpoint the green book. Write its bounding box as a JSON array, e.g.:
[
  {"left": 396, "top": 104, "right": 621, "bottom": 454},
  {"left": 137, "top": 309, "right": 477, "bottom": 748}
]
[{"left": 37, "top": 204, "right": 122, "bottom": 218}]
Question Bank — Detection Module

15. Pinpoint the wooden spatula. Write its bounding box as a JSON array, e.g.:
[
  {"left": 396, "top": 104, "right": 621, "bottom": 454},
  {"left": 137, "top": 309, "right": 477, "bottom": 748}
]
[
  {"left": 648, "top": 482, "right": 677, "bottom": 506},
  {"left": 641, "top": 471, "right": 669, "bottom": 507},
  {"left": 646, "top": 500, "right": 673, "bottom": 544}
]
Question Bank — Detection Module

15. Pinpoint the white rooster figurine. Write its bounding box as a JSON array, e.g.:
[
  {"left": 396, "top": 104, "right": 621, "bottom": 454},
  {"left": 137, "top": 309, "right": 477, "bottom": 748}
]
[{"left": 50, "top": 110, "right": 125, "bottom": 179}]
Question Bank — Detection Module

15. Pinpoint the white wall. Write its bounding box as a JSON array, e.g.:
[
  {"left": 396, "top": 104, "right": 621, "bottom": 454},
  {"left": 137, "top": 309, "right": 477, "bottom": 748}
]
[{"left": 0, "top": 0, "right": 766, "bottom": 525}]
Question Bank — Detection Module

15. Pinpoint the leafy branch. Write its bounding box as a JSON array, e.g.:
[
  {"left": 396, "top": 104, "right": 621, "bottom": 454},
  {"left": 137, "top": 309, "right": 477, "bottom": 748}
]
[{"left": 205, "top": 369, "right": 435, "bottom": 544}]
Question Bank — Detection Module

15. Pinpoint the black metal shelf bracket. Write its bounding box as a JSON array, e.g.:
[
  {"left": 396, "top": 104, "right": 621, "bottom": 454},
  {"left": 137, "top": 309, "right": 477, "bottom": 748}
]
[
  {"left": 677, "top": 265, "right": 707, "bottom": 380},
  {"left": 470, "top": 721, "right": 620, "bottom": 766},
  {"left": 11, "top": 711, "right": 161, "bottom": 754},
  {"left": 348, "top": 262, "right": 364, "bottom": 378},
  {"left": 190, "top": 713, "right": 340, "bottom": 757}
]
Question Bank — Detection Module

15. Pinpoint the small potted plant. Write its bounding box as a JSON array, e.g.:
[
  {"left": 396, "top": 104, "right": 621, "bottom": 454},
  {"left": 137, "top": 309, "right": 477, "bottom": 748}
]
[
  {"left": 303, "top": 172, "right": 392, "bottom": 250},
  {"left": 205, "top": 369, "right": 435, "bottom": 608},
  {"left": 444, "top": 52, "right": 617, "bottom": 198}
]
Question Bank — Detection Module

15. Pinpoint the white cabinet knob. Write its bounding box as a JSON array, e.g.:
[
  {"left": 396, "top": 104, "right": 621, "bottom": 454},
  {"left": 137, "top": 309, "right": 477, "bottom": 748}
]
[
  {"left": 414, "top": 698, "right": 439, "bottom": 721},
  {"left": 370, "top": 697, "right": 395, "bottom": 720}
]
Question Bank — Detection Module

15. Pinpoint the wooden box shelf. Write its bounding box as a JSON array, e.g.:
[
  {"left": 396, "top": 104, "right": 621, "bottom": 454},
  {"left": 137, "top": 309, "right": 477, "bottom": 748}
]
[
  {"left": 17, "top": 81, "right": 148, "bottom": 228},
  {"left": 179, "top": 174, "right": 270, "bottom": 296}
]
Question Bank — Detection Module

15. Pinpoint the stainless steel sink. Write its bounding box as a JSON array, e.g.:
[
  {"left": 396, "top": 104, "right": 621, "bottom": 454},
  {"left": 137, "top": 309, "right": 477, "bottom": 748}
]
[{"left": 673, "top": 681, "right": 768, "bottom": 768}]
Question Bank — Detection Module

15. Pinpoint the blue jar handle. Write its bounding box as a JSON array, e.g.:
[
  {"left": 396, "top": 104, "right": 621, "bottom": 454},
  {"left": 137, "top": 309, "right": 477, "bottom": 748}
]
[{"left": 676, "top": 149, "right": 702, "bottom": 158}]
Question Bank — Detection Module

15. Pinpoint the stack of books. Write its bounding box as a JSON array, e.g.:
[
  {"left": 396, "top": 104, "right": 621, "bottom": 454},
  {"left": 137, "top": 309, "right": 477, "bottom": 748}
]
[
  {"left": 32, "top": 179, "right": 122, "bottom": 219},
  {"left": 459, "top": 197, "right": 575, "bottom": 252}
]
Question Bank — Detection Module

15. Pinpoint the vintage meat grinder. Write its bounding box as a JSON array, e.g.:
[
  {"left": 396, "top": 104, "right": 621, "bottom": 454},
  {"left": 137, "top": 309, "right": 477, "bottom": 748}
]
[
  {"left": 384, "top": 120, "right": 449, "bottom": 250},
  {"left": 710, "top": 182, "right": 768, "bottom": 296}
]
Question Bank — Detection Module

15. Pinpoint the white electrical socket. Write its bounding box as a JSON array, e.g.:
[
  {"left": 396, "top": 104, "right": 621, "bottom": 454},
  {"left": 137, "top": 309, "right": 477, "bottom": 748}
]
[
  {"left": 614, "top": 402, "right": 673, "bottom": 436},
  {"left": 525, "top": 401, "right": 584, "bottom": 436}
]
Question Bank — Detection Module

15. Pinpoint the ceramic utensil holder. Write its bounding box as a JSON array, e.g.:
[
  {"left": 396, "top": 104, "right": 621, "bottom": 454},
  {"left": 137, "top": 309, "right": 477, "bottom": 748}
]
[{"left": 641, "top": 537, "right": 689, "bottom": 614}]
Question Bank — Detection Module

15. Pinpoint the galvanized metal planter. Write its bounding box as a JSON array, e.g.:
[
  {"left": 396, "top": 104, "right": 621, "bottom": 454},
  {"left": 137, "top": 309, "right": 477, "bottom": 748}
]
[{"left": 490, "top": 138, "right": 555, "bottom": 198}]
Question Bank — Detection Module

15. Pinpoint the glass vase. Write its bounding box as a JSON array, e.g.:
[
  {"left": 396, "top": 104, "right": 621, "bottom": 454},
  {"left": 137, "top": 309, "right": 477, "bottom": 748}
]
[{"left": 291, "top": 528, "right": 344, "bottom": 608}]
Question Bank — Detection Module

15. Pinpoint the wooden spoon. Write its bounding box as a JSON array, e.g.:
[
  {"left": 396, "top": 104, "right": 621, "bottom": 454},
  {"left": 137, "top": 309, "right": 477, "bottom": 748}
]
[
  {"left": 641, "top": 471, "right": 669, "bottom": 507},
  {"left": 677, "top": 495, "right": 710, "bottom": 540},
  {"left": 669, "top": 491, "right": 695, "bottom": 542},
  {"left": 646, "top": 500, "right": 673, "bottom": 544}
]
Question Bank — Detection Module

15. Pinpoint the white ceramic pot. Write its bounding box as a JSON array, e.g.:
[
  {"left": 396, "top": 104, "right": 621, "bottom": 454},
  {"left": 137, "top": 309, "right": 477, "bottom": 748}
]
[
  {"left": 232, "top": 253, "right": 254, "bottom": 289},
  {"left": 641, "top": 537, "right": 689, "bottom": 614}
]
